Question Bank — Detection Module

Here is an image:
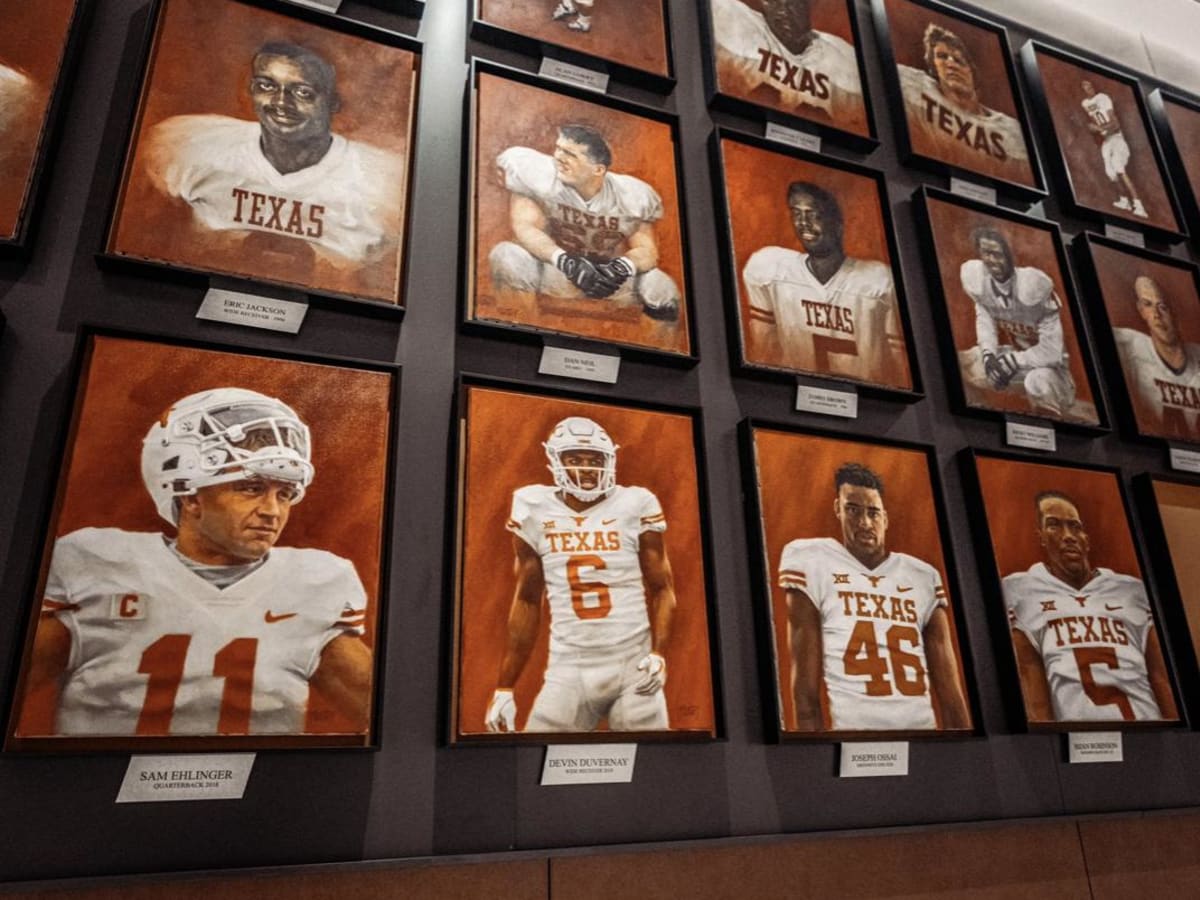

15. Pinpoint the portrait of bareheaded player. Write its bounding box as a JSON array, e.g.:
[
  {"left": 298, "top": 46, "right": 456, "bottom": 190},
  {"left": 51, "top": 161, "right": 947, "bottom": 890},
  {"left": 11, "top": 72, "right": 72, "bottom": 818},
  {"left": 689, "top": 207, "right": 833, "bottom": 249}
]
[
  {"left": 1088, "top": 241, "right": 1200, "bottom": 444},
  {"left": 923, "top": 193, "right": 1100, "bottom": 426},
  {"left": 751, "top": 426, "right": 972, "bottom": 736},
  {"left": 477, "top": 0, "right": 670, "bottom": 78},
  {"left": 710, "top": 0, "right": 869, "bottom": 137},
  {"left": 974, "top": 456, "right": 1178, "bottom": 726},
  {"left": 106, "top": 0, "right": 417, "bottom": 305},
  {"left": 882, "top": 0, "right": 1036, "bottom": 189},
  {"left": 454, "top": 385, "right": 716, "bottom": 740},
  {"left": 1032, "top": 48, "right": 1179, "bottom": 233},
  {"left": 470, "top": 72, "right": 691, "bottom": 357},
  {"left": 7, "top": 335, "right": 394, "bottom": 751},
  {"left": 720, "top": 136, "right": 913, "bottom": 390}
]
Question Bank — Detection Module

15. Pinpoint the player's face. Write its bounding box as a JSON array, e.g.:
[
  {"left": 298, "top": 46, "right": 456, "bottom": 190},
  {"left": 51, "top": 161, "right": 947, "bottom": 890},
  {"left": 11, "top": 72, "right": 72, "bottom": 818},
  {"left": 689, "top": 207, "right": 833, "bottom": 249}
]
[
  {"left": 559, "top": 449, "right": 606, "bottom": 493},
  {"left": 1037, "top": 497, "right": 1091, "bottom": 582},
  {"left": 788, "top": 193, "right": 839, "bottom": 254},
  {"left": 762, "top": 0, "right": 812, "bottom": 45},
  {"left": 553, "top": 135, "right": 604, "bottom": 188},
  {"left": 250, "top": 54, "right": 335, "bottom": 144},
  {"left": 977, "top": 237, "right": 1014, "bottom": 282},
  {"left": 931, "top": 41, "right": 976, "bottom": 98},
  {"left": 180, "top": 477, "right": 299, "bottom": 564},
  {"left": 1135, "top": 280, "right": 1179, "bottom": 345},
  {"left": 835, "top": 484, "right": 888, "bottom": 561},
  {"left": 1082, "top": 80, "right": 1096, "bottom": 98}
]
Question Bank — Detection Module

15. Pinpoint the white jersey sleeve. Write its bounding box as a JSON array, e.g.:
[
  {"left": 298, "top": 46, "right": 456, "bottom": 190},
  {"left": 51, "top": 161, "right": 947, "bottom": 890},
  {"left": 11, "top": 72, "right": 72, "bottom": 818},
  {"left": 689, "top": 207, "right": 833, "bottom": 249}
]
[
  {"left": 0, "top": 64, "right": 33, "bottom": 138},
  {"left": 496, "top": 146, "right": 559, "bottom": 201}
]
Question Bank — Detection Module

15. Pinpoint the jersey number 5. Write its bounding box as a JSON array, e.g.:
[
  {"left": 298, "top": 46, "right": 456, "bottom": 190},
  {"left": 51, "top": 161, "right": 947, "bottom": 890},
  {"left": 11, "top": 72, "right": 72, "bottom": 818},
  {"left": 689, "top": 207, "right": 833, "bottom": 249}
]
[
  {"left": 566, "top": 555, "right": 612, "bottom": 619},
  {"left": 843, "top": 621, "right": 927, "bottom": 697},
  {"left": 137, "top": 635, "right": 258, "bottom": 735},
  {"left": 1074, "top": 647, "right": 1135, "bottom": 720}
]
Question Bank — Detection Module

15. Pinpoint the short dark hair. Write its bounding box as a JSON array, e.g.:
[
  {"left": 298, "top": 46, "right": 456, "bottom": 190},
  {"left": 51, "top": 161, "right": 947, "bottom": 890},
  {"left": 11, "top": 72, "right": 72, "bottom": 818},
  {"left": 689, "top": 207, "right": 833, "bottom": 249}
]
[
  {"left": 559, "top": 124, "right": 612, "bottom": 168},
  {"left": 787, "top": 181, "right": 843, "bottom": 232},
  {"left": 253, "top": 42, "right": 337, "bottom": 99},
  {"left": 923, "top": 24, "right": 979, "bottom": 84},
  {"left": 1034, "top": 490, "right": 1080, "bottom": 525},
  {"left": 835, "top": 462, "right": 884, "bottom": 500},
  {"left": 970, "top": 225, "right": 1011, "bottom": 258}
]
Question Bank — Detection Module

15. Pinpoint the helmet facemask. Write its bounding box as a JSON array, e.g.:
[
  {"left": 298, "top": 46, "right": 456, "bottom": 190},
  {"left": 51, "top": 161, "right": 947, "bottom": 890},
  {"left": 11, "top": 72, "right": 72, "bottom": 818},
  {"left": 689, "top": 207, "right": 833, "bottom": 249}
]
[{"left": 543, "top": 417, "right": 618, "bottom": 503}]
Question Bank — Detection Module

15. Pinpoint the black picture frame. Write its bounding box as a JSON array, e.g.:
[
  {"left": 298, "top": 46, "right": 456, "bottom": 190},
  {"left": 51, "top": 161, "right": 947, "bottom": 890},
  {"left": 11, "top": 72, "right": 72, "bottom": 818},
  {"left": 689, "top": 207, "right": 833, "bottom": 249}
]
[
  {"left": 3, "top": 325, "right": 401, "bottom": 754},
  {"left": 1147, "top": 88, "right": 1200, "bottom": 243},
  {"left": 461, "top": 58, "right": 699, "bottom": 367},
  {"left": 447, "top": 373, "right": 723, "bottom": 745},
  {"left": 739, "top": 418, "right": 979, "bottom": 743},
  {"left": 912, "top": 185, "right": 1109, "bottom": 434},
  {"left": 709, "top": 126, "right": 923, "bottom": 402},
  {"left": 1019, "top": 40, "right": 1186, "bottom": 243},
  {"left": 870, "top": 0, "right": 1047, "bottom": 203},
  {"left": 97, "top": 0, "right": 423, "bottom": 319}
]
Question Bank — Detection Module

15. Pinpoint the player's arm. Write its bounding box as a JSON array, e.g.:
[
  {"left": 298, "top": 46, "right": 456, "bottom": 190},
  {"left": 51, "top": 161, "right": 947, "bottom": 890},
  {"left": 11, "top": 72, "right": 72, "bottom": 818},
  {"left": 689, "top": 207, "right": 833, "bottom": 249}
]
[
  {"left": 633, "top": 530, "right": 676, "bottom": 695},
  {"left": 1016, "top": 294, "right": 1066, "bottom": 369},
  {"left": 743, "top": 263, "right": 783, "bottom": 363},
  {"left": 1144, "top": 626, "right": 1179, "bottom": 719},
  {"left": 786, "top": 588, "right": 824, "bottom": 732},
  {"left": 972, "top": 299, "right": 1000, "bottom": 356},
  {"left": 923, "top": 607, "right": 970, "bottom": 730},
  {"left": 624, "top": 221, "right": 659, "bottom": 273},
  {"left": 309, "top": 634, "right": 373, "bottom": 732},
  {"left": 486, "top": 535, "right": 546, "bottom": 732},
  {"left": 508, "top": 194, "right": 560, "bottom": 263},
  {"left": 1010, "top": 627, "right": 1054, "bottom": 722},
  {"left": 16, "top": 614, "right": 71, "bottom": 735},
  {"left": 881, "top": 283, "right": 907, "bottom": 385}
]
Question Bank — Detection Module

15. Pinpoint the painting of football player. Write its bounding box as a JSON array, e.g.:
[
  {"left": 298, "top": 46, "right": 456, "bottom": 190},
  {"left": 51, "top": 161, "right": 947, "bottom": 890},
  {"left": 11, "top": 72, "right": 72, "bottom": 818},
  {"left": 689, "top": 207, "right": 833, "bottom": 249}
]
[
  {"left": 743, "top": 181, "right": 906, "bottom": 387},
  {"left": 16, "top": 388, "right": 372, "bottom": 738},
  {"left": 1081, "top": 79, "right": 1147, "bottom": 219},
  {"left": 485, "top": 417, "right": 676, "bottom": 733},
  {"left": 489, "top": 123, "right": 681, "bottom": 324},
  {"left": 711, "top": 0, "right": 866, "bottom": 134},
  {"left": 1003, "top": 491, "right": 1176, "bottom": 723},
  {"left": 778, "top": 462, "right": 970, "bottom": 732},
  {"left": 550, "top": 0, "right": 595, "bottom": 33}
]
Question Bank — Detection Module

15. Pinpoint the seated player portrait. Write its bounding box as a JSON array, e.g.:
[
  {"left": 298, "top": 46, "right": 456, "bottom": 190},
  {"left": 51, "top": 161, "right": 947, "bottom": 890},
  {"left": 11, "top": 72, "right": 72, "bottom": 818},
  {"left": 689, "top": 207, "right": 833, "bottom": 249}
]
[{"left": 710, "top": 0, "right": 868, "bottom": 136}]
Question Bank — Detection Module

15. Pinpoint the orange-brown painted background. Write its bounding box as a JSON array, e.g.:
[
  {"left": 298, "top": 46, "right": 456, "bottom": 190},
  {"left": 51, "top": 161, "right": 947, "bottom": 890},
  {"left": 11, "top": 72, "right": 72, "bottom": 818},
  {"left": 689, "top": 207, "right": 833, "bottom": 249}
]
[
  {"left": 751, "top": 427, "right": 967, "bottom": 732},
  {"left": 471, "top": 72, "right": 689, "bottom": 356},
  {"left": 455, "top": 386, "right": 715, "bottom": 737},
  {"left": 480, "top": 0, "right": 669, "bottom": 77},
  {"left": 1035, "top": 50, "right": 1177, "bottom": 233},
  {"left": 0, "top": 0, "right": 76, "bottom": 239},
  {"left": 1151, "top": 479, "right": 1200, "bottom": 664},
  {"left": 720, "top": 136, "right": 911, "bottom": 388},
  {"left": 1089, "top": 242, "right": 1200, "bottom": 441},
  {"left": 1164, "top": 99, "right": 1200, "bottom": 215},
  {"left": 108, "top": 0, "right": 416, "bottom": 303},
  {"left": 925, "top": 195, "right": 1097, "bottom": 418}
]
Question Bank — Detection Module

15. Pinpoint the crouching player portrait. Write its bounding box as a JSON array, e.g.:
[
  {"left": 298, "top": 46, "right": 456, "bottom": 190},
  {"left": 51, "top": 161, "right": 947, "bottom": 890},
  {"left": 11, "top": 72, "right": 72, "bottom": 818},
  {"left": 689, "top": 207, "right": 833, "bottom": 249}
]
[
  {"left": 6, "top": 334, "right": 395, "bottom": 752},
  {"left": 453, "top": 385, "right": 717, "bottom": 741}
]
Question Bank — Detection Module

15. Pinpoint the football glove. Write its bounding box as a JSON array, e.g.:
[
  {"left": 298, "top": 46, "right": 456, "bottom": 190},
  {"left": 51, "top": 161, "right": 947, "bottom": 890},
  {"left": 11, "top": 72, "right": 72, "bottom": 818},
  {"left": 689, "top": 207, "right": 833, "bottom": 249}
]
[
  {"left": 555, "top": 252, "right": 626, "bottom": 299},
  {"left": 634, "top": 652, "right": 667, "bottom": 695},
  {"left": 485, "top": 688, "right": 517, "bottom": 732},
  {"left": 982, "top": 350, "right": 1020, "bottom": 389},
  {"left": 593, "top": 257, "right": 635, "bottom": 294}
]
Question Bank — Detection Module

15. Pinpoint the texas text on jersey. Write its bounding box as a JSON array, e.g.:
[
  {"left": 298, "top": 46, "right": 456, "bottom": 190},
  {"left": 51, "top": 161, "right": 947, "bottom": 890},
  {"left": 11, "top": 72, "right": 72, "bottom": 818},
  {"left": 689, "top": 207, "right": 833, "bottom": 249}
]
[{"left": 1114, "top": 328, "right": 1200, "bottom": 439}]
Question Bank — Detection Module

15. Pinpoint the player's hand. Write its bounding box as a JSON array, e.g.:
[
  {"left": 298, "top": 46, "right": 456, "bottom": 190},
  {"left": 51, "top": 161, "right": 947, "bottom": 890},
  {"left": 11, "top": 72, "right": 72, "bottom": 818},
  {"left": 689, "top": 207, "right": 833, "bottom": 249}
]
[
  {"left": 634, "top": 653, "right": 667, "bottom": 695},
  {"left": 556, "top": 253, "right": 624, "bottom": 299},
  {"left": 592, "top": 257, "right": 635, "bottom": 297},
  {"left": 983, "top": 350, "right": 1019, "bottom": 389},
  {"left": 485, "top": 688, "right": 517, "bottom": 732}
]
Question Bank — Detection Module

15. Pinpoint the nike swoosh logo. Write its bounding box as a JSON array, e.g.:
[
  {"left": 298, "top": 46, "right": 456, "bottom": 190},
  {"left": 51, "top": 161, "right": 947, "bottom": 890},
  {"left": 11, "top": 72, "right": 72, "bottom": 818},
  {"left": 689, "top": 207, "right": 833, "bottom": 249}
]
[
  {"left": 264, "top": 611, "right": 298, "bottom": 623},
  {"left": 602, "top": 519, "right": 617, "bottom": 525},
  {"left": 1105, "top": 605, "right": 1122, "bottom": 611},
  {"left": 897, "top": 586, "right": 913, "bottom": 592}
]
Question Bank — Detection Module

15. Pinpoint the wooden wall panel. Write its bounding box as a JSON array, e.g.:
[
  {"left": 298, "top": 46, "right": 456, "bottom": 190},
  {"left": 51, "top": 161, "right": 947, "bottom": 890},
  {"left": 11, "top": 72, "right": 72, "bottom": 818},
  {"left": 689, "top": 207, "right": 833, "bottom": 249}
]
[{"left": 1081, "top": 812, "right": 1200, "bottom": 898}]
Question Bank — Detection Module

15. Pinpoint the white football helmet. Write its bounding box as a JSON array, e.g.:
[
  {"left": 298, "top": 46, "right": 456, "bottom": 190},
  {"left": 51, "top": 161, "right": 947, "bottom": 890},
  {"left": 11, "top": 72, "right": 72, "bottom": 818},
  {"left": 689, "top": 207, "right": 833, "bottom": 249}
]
[
  {"left": 543, "top": 417, "right": 618, "bottom": 502},
  {"left": 141, "top": 388, "right": 314, "bottom": 525}
]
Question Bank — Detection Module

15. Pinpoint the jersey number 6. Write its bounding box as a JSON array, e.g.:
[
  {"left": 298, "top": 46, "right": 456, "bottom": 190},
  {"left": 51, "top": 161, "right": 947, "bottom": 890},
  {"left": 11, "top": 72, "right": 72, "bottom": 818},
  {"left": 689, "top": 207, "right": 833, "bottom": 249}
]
[{"left": 566, "top": 555, "right": 612, "bottom": 619}]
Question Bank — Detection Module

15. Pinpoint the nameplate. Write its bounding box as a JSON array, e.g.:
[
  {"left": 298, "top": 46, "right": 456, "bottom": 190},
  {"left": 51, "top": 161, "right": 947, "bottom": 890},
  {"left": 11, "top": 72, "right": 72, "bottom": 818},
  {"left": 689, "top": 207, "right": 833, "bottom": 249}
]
[
  {"left": 1006, "top": 420, "right": 1056, "bottom": 452},
  {"left": 764, "top": 122, "right": 821, "bottom": 154},
  {"left": 541, "top": 744, "right": 637, "bottom": 785},
  {"left": 950, "top": 177, "right": 997, "bottom": 206},
  {"left": 539, "top": 345, "right": 620, "bottom": 383},
  {"left": 116, "top": 754, "right": 255, "bottom": 803},
  {"left": 539, "top": 58, "right": 609, "bottom": 94},
  {"left": 1068, "top": 732, "right": 1123, "bottom": 764},
  {"left": 197, "top": 288, "right": 308, "bottom": 334},
  {"left": 839, "top": 742, "right": 909, "bottom": 778},
  {"left": 1169, "top": 445, "right": 1200, "bottom": 473},
  {"left": 285, "top": 0, "right": 342, "bottom": 12},
  {"left": 796, "top": 383, "right": 857, "bottom": 419},
  {"left": 1105, "top": 223, "right": 1146, "bottom": 247}
]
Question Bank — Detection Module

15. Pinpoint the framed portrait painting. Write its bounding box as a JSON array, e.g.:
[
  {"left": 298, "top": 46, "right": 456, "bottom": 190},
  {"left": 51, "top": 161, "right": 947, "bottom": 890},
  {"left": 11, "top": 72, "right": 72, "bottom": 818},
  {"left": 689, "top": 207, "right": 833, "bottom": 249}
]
[
  {"left": 104, "top": 0, "right": 420, "bottom": 310},
  {"left": 743, "top": 422, "right": 974, "bottom": 740},
  {"left": 1073, "top": 233, "right": 1200, "bottom": 446},
  {"left": 1148, "top": 89, "right": 1200, "bottom": 240},
  {"left": 702, "top": 0, "right": 876, "bottom": 151},
  {"left": 712, "top": 129, "right": 919, "bottom": 397},
  {"left": 872, "top": 0, "right": 1044, "bottom": 200},
  {"left": 914, "top": 186, "right": 1105, "bottom": 431},
  {"left": 963, "top": 450, "right": 1180, "bottom": 731},
  {"left": 1020, "top": 42, "right": 1184, "bottom": 241},
  {"left": 465, "top": 61, "right": 694, "bottom": 362},
  {"left": 472, "top": 0, "right": 673, "bottom": 93},
  {"left": 450, "top": 378, "right": 719, "bottom": 743},
  {"left": 0, "top": 0, "right": 89, "bottom": 252},
  {"left": 5, "top": 329, "right": 398, "bottom": 752}
]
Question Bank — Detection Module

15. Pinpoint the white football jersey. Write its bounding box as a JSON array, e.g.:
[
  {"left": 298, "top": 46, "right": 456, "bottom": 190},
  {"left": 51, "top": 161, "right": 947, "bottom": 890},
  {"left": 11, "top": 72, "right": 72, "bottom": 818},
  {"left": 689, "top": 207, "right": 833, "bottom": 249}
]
[
  {"left": 711, "top": 0, "right": 862, "bottom": 120},
  {"left": 1083, "top": 93, "right": 1117, "bottom": 130},
  {"left": 41, "top": 528, "right": 368, "bottom": 736},
  {"left": 960, "top": 260, "right": 1067, "bottom": 370},
  {"left": 1114, "top": 327, "right": 1200, "bottom": 438},
  {"left": 496, "top": 147, "right": 663, "bottom": 260},
  {"left": 778, "top": 538, "right": 948, "bottom": 731},
  {"left": 743, "top": 247, "right": 904, "bottom": 385},
  {"left": 1004, "top": 562, "right": 1162, "bottom": 722},
  {"left": 897, "top": 66, "right": 1029, "bottom": 166},
  {"left": 143, "top": 114, "right": 404, "bottom": 264},
  {"left": 0, "top": 63, "right": 32, "bottom": 138},
  {"left": 507, "top": 484, "right": 666, "bottom": 656}
]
